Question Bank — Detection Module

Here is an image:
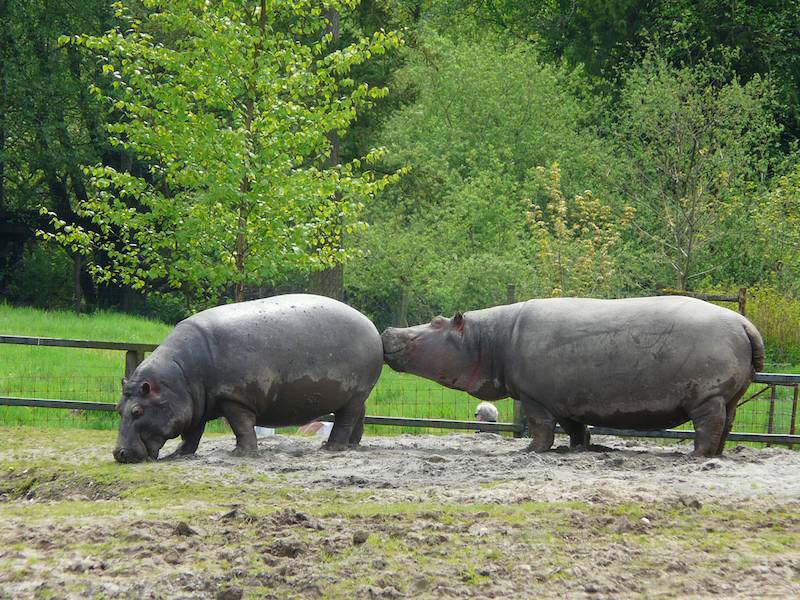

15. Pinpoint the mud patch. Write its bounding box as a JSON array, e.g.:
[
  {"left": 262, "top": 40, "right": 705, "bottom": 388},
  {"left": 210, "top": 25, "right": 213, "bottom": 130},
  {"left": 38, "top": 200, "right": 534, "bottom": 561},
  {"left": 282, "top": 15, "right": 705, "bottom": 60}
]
[{"left": 0, "top": 465, "right": 122, "bottom": 502}]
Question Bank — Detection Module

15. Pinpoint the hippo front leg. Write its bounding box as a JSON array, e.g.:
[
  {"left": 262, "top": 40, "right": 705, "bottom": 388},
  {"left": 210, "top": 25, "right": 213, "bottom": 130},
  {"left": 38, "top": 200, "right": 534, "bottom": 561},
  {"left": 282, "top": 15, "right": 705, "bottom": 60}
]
[
  {"left": 221, "top": 401, "right": 258, "bottom": 457},
  {"left": 520, "top": 395, "right": 556, "bottom": 452},
  {"left": 164, "top": 422, "right": 206, "bottom": 459}
]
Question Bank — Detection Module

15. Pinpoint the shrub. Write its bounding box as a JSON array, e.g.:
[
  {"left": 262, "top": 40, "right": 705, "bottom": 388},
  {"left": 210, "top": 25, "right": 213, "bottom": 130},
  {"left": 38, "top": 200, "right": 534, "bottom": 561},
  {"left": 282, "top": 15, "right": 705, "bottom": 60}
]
[{"left": 746, "top": 286, "right": 800, "bottom": 364}]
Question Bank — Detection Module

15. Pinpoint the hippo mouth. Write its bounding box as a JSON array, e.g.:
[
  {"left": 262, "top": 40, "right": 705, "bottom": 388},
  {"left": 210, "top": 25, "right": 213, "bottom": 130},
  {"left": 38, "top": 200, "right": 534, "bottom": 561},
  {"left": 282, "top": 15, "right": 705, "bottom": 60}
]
[{"left": 113, "top": 436, "right": 164, "bottom": 464}]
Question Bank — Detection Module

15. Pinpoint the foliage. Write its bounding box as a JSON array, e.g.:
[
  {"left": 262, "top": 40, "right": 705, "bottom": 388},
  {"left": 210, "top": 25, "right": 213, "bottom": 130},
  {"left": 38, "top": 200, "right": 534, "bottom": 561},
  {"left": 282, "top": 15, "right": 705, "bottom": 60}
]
[
  {"left": 0, "top": 0, "right": 111, "bottom": 214},
  {"left": 453, "top": 0, "right": 800, "bottom": 140},
  {"left": 41, "top": 0, "right": 403, "bottom": 307},
  {"left": 614, "top": 54, "right": 783, "bottom": 291},
  {"left": 747, "top": 286, "right": 800, "bottom": 365},
  {"left": 527, "top": 163, "right": 634, "bottom": 297},
  {"left": 756, "top": 165, "right": 800, "bottom": 293},
  {"left": 348, "top": 29, "right": 625, "bottom": 326},
  {"left": 2, "top": 244, "right": 75, "bottom": 309}
]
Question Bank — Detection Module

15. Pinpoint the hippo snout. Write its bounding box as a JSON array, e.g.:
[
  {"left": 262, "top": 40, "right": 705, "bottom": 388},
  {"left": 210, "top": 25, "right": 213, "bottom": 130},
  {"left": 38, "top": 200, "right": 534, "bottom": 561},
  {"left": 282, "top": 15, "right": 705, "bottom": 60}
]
[
  {"left": 113, "top": 446, "right": 151, "bottom": 464},
  {"left": 113, "top": 446, "right": 136, "bottom": 463},
  {"left": 381, "top": 327, "right": 411, "bottom": 356}
]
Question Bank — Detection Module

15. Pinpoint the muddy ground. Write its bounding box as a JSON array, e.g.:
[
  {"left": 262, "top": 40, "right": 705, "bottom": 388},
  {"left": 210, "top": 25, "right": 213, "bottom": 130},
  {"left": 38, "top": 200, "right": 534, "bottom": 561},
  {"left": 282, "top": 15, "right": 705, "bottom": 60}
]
[{"left": 1, "top": 429, "right": 799, "bottom": 599}]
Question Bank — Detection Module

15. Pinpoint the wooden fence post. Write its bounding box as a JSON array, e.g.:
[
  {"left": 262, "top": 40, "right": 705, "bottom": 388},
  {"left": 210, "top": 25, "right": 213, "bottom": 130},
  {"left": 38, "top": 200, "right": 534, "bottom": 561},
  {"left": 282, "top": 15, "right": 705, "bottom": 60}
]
[
  {"left": 512, "top": 399, "right": 525, "bottom": 438},
  {"left": 125, "top": 350, "right": 145, "bottom": 379},
  {"left": 766, "top": 384, "right": 777, "bottom": 447},
  {"left": 506, "top": 283, "right": 516, "bottom": 305},
  {"left": 738, "top": 287, "right": 747, "bottom": 316},
  {"left": 790, "top": 385, "right": 798, "bottom": 451}
]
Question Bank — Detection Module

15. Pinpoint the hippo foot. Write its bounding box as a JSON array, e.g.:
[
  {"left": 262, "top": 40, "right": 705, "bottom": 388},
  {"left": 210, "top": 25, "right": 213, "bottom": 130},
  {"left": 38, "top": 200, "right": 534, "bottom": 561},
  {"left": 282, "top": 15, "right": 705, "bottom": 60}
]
[
  {"left": 322, "top": 441, "right": 350, "bottom": 452},
  {"left": 162, "top": 451, "right": 197, "bottom": 461},
  {"left": 522, "top": 442, "right": 552, "bottom": 453},
  {"left": 231, "top": 446, "right": 259, "bottom": 458}
]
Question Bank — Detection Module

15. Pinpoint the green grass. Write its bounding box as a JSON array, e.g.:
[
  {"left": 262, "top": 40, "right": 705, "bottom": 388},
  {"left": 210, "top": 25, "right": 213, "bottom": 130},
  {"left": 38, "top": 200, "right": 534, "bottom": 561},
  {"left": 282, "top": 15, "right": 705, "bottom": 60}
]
[
  {"left": 0, "top": 303, "right": 512, "bottom": 432},
  {"left": 0, "top": 302, "right": 796, "bottom": 439}
]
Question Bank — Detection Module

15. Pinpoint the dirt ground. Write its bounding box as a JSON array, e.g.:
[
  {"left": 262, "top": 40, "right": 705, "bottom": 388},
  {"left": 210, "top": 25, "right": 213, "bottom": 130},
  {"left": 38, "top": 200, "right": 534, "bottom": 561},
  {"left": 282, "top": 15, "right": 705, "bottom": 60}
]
[{"left": 1, "top": 430, "right": 799, "bottom": 599}]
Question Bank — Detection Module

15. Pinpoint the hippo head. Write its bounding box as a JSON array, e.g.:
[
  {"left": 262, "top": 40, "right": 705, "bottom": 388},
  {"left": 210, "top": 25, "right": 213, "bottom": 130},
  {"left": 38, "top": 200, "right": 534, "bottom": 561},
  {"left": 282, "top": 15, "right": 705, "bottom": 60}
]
[
  {"left": 113, "top": 369, "right": 192, "bottom": 464},
  {"left": 382, "top": 313, "right": 489, "bottom": 392}
]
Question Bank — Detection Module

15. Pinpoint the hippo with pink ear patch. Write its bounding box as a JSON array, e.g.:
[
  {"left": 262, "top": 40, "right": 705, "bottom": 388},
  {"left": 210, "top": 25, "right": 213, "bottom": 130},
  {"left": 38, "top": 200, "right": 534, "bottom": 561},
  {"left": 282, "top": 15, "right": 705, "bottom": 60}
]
[
  {"left": 381, "top": 296, "right": 764, "bottom": 456},
  {"left": 113, "top": 294, "right": 383, "bottom": 463}
]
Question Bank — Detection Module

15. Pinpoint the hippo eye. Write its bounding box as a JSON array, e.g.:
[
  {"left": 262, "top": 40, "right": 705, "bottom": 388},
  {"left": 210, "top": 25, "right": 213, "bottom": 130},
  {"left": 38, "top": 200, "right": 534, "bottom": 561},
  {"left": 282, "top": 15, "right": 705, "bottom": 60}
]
[
  {"left": 131, "top": 405, "right": 144, "bottom": 419},
  {"left": 431, "top": 316, "right": 446, "bottom": 329}
]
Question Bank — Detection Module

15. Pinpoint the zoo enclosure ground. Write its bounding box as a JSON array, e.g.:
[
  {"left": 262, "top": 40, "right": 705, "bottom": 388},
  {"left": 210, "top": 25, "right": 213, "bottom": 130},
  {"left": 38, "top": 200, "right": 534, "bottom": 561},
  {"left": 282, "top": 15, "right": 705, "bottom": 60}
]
[{"left": 0, "top": 428, "right": 798, "bottom": 599}]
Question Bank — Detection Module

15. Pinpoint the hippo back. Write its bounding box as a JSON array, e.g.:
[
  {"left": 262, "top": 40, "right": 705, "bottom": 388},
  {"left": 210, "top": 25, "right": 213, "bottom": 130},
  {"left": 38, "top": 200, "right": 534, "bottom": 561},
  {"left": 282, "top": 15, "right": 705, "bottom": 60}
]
[{"left": 177, "top": 294, "right": 383, "bottom": 426}]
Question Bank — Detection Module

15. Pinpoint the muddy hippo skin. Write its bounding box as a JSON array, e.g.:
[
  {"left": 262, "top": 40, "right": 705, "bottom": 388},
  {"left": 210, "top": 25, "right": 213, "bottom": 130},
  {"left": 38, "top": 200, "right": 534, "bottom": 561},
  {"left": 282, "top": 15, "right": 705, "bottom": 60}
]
[
  {"left": 381, "top": 297, "right": 764, "bottom": 456},
  {"left": 113, "top": 294, "right": 383, "bottom": 463}
]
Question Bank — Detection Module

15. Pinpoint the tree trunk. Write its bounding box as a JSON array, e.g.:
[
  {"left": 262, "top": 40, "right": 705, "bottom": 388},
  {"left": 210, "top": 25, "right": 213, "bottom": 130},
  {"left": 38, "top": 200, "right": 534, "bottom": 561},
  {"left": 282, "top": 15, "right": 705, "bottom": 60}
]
[
  {"left": 72, "top": 253, "right": 83, "bottom": 315},
  {"left": 0, "top": 111, "right": 5, "bottom": 212},
  {"left": 393, "top": 288, "right": 409, "bottom": 327},
  {"left": 310, "top": 6, "right": 344, "bottom": 301}
]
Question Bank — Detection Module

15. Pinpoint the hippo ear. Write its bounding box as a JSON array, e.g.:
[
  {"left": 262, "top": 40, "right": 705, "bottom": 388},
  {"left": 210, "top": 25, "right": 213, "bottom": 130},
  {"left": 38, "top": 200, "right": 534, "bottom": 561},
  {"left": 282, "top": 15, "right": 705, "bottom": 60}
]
[
  {"left": 140, "top": 381, "right": 151, "bottom": 396},
  {"left": 452, "top": 312, "right": 465, "bottom": 332}
]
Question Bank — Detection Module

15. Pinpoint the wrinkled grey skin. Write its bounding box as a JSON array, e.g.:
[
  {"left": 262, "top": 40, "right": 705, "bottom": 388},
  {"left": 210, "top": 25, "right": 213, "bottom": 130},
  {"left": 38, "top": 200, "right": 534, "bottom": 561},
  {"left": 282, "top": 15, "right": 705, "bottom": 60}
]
[
  {"left": 114, "top": 294, "right": 383, "bottom": 463},
  {"left": 382, "top": 297, "right": 764, "bottom": 457}
]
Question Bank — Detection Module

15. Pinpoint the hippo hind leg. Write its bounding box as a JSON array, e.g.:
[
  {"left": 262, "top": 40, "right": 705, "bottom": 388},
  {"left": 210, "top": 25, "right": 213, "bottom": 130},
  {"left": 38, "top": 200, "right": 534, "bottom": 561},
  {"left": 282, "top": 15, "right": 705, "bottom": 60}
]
[
  {"left": 560, "top": 418, "right": 590, "bottom": 449},
  {"left": 689, "top": 395, "right": 726, "bottom": 457},
  {"left": 348, "top": 404, "right": 367, "bottom": 447},
  {"left": 324, "top": 392, "right": 368, "bottom": 452},
  {"left": 714, "top": 384, "right": 748, "bottom": 456}
]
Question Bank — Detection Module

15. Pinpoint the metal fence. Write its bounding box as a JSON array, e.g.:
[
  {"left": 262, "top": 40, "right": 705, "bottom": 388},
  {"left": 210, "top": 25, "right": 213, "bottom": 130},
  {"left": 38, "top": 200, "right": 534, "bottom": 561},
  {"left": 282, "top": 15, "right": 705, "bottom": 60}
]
[{"left": 0, "top": 334, "right": 798, "bottom": 445}]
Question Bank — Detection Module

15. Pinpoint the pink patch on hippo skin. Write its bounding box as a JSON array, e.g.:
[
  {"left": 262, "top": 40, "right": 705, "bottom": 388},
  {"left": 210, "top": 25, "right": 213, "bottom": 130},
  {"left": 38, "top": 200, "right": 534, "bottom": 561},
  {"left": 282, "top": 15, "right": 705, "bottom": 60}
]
[{"left": 140, "top": 379, "right": 160, "bottom": 397}]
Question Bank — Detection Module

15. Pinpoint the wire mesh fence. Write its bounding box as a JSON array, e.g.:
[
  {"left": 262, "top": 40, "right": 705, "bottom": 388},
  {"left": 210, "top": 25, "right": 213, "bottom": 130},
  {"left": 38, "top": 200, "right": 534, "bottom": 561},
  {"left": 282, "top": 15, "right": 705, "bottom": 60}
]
[{"left": 0, "top": 338, "right": 798, "bottom": 446}]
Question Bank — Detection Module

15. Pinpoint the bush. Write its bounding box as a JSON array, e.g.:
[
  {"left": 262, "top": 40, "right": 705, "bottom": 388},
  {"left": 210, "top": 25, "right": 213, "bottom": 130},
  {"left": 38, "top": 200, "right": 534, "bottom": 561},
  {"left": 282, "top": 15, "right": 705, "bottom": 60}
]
[
  {"left": 3, "top": 243, "right": 74, "bottom": 309},
  {"left": 746, "top": 286, "right": 800, "bottom": 364}
]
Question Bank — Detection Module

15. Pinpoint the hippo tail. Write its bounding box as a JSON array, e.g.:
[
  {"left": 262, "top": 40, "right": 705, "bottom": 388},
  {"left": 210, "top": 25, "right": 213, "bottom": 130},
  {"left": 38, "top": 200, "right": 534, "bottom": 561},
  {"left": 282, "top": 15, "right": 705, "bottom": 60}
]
[{"left": 742, "top": 318, "right": 764, "bottom": 375}]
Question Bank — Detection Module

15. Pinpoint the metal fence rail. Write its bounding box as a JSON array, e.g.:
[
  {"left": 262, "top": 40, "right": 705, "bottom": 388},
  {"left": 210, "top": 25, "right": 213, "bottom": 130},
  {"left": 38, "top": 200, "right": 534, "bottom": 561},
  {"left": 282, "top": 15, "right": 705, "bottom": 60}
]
[{"left": 1, "top": 334, "right": 799, "bottom": 445}]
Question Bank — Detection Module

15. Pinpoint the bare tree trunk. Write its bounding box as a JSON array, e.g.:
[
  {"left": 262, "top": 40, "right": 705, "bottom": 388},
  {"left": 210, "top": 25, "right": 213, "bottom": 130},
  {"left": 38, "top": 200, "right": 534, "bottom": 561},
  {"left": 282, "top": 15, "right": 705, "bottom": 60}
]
[{"left": 72, "top": 253, "right": 83, "bottom": 315}]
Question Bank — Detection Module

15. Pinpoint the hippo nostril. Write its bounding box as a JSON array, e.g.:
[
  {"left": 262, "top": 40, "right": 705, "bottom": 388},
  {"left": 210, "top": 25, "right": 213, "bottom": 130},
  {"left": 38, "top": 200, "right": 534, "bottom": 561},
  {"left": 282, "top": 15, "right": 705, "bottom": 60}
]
[{"left": 113, "top": 448, "right": 127, "bottom": 463}]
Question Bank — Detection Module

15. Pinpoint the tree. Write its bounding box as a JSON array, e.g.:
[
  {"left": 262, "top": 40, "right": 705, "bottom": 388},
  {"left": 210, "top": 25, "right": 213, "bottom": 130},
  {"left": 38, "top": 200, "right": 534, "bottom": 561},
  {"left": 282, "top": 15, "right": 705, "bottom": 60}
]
[
  {"left": 527, "top": 163, "right": 634, "bottom": 297},
  {"left": 43, "top": 0, "right": 402, "bottom": 306},
  {"left": 347, "top": 29, "right": 626, "bottom": 325},
  {"left": 454, "top": 0, "right": 800, "bottom": 140},
  {"left": 615, "top": 55, "right": 782, "bottom": 291},
  {"left": 0, "top": 0, "right": 113, "bottom": 313},
  {"left": 757, "top": 165, "right": 800, "bottom": 293}
]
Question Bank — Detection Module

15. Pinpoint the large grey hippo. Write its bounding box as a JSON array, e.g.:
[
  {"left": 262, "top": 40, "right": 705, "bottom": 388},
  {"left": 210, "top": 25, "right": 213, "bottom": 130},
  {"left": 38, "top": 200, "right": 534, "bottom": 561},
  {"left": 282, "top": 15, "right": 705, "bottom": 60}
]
[
  {"left": 381, "top": 296, "right": 764, "bottom": 456},
  {"left": 113, "top": 294, "right": 383, "bottom": 463}
]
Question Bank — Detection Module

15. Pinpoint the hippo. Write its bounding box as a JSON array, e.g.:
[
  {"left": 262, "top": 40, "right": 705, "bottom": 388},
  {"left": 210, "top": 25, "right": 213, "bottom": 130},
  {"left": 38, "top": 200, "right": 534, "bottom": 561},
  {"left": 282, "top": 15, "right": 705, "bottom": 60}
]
[
  {"left": 113, "top": 294, "right": 383, "bottom": 463},
  {"left": 381, "top": 296, "right": 764, "bottom": 456}
]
